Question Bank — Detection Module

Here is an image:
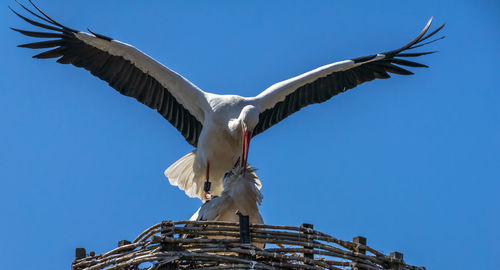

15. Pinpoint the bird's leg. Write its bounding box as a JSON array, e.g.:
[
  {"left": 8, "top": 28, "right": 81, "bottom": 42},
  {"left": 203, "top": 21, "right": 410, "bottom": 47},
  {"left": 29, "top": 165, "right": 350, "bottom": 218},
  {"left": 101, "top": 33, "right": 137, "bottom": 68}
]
[{"left": 203, "top": 162, "right": 212, "bottom": 200}]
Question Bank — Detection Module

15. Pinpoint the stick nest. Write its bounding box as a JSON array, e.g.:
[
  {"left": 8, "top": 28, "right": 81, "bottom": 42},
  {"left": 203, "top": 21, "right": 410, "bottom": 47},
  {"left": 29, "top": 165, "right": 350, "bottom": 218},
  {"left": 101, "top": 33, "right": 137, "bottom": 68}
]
[{"left": 72, "top": 220, "right": 425, "bottom": 270}]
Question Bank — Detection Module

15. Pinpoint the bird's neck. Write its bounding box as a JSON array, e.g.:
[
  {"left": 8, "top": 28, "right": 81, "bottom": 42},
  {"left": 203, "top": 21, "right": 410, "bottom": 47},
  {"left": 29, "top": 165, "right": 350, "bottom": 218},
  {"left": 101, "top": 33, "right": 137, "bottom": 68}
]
[{"left": 223, "top": 173, "right": 263, "bottom": 205}]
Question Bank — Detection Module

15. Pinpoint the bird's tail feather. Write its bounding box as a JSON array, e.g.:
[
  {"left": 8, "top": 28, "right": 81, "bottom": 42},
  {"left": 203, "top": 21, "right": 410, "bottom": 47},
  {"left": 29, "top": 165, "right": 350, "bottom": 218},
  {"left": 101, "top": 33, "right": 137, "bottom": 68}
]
[
  {"left": 165, "top": 151, "right": 260, "bottom": 201},
  {"left": 165, "top": 150, "right": 203, "bottom": 199}
]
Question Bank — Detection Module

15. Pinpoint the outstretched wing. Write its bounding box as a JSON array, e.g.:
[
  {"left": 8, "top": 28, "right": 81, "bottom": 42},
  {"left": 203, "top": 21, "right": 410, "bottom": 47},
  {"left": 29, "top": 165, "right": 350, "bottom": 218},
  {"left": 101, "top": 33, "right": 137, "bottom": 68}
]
[
  {"left": 252, "top": 18, "right": 444, "bottom": 136},
  {"left": 11, "top": 1, "right": 210, "bottom": 146}
]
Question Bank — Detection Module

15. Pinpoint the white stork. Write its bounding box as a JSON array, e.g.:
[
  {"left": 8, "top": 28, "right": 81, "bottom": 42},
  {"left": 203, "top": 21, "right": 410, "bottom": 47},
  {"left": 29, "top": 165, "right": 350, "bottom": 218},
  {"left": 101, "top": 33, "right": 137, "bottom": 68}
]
[
  {"left": 11, "top": 1, "right": 444, "bottom": 201},
  {"left": 191, "top": 166, "right": 263, "bottom": 224},
  {"left": 190, "top": 166, "right": 264, "bottom": 248}
]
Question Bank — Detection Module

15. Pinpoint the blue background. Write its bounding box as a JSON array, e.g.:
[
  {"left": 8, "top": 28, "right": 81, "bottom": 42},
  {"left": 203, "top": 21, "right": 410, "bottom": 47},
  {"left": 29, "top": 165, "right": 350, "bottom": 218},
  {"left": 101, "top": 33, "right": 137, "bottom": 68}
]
[{"left": 1, "top": 1, "right": 499, "bottom": 269}]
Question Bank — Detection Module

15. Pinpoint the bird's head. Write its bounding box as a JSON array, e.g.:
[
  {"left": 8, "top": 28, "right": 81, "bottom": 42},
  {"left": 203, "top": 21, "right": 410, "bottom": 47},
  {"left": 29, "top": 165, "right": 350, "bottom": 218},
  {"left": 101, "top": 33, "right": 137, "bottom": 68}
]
[
  {"left": 239, "top": 105, "right": 259, "bottom": 132},
  {"left": 222, "top": 166, "right": 263, "bottom": 204},
  {"left": 229, "top": 105, "right": 259, "bottom": 169}
]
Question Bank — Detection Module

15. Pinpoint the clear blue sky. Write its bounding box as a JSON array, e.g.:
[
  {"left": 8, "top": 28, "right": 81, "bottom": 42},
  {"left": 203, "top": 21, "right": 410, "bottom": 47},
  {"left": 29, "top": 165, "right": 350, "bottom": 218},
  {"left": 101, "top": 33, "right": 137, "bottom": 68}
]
[{"left": 1, "top": 1, "right": 498, "bottom": 269}]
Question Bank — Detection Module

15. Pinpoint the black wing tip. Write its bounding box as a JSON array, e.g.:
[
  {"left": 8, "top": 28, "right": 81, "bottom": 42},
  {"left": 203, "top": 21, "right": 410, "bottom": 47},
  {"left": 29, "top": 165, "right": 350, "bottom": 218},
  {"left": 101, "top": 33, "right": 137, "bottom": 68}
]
[
  {"left": 397, "top": 51, "right": 438, "bottom": 58},
  {"left": 424, "top": 50, "right": 439, "bottom": 55},
  {"left": 10, "top": 26, "right": 22, "bottom": 33},
  {"left": 88, "top": 28, "right": 113, "bottom": 41},
  {"left": 410, "top": 35, "right": 446, "bottom": 50},
  {"left": 383, "top": 17, "right": 445, "bottom": 58},
  {"left": 414, "top": 18, "right": 446, "bottom": 44},
  {"left": 352, "top": 54, "right": 378, "bottom": 64},
  {"left": 391, "top": 59, "right": 429, "bottom": 68},
  {"left": 8, "top": 5, "right": 18, "bottom": 15},
  {"left": 11, "top": 0, "right": 79, "bottom": 33}
]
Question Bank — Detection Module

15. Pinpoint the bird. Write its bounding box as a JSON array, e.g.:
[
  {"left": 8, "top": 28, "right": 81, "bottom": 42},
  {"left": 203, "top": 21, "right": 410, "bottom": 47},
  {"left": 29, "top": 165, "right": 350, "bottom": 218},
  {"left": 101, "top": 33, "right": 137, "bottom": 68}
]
[
  {"left": 11, "top": 1, "right": 445, "bottom": 201},
  {"left": 190, "top": 166, "right": 264, "bottom": 248},
  {"left": 191, "top": 167, "right": 263, "bottom": 223}
]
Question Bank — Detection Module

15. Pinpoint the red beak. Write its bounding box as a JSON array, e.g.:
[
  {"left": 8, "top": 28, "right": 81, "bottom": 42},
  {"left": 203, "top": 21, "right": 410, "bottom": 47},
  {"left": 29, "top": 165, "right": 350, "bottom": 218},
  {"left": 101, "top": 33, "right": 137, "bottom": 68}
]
[{"left": 242, "top": 130, "right": 252, "bottom": 171}]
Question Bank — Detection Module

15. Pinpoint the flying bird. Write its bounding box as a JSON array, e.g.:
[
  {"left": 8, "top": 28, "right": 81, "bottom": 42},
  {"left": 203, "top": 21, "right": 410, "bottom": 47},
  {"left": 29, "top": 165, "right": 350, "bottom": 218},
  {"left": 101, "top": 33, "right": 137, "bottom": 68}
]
[{"left": 11, "top": 1, "right": 444, "bottom": 201}]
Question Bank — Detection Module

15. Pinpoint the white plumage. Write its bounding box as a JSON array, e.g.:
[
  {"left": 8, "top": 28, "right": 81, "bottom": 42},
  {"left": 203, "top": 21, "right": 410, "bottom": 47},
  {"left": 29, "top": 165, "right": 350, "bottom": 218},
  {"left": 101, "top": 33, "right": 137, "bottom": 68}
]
[
  {"left": 190, "top": 166, "right": 264, "bottom": 247},
  {"left": 192, "top": 167, "right": 263, "bottom": 224}
]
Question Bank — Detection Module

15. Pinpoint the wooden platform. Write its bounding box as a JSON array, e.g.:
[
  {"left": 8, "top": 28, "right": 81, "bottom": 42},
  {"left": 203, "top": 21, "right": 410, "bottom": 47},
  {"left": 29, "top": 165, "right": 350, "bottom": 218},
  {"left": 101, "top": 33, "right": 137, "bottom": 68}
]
[{"left": 72, "top": 219, "right": 425, "bottom": 270}]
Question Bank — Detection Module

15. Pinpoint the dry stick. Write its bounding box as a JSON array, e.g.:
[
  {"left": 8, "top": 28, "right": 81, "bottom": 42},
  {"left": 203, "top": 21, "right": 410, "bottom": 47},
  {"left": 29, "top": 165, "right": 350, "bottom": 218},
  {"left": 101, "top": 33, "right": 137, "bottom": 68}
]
[
  {"left": 172, "top": 225, "right": 241, "bottom": 233},
  {"left": 133, "top": 228, "right": 161, "bottom": 244},
  {"left": 75, "top": 249, "right": 154, "bottom": 269},
  {"left": 133, "top": 223, "right": 161, "bottom": 243},
  {"left": 174, "top": 221, "right": 308, "bottom": 233},
  {"left": 74, "top": 245, "right": 159, "bottom": 266},
  {"left": 173, "top": 220, "right": 240, "bottom": 226},
  {"left": 275, "top": 243, "right": 299, "bottom": 257},
  {"left": 84, "top": 251, "right": 163, "bottom": 270},
  {"left": 154, "top": 235, "right": 240, "bottom": 245},
  {"left": 74, "top": 242, "right": 150, "bottom": 266},
  {"left": 322, "top": 260, "right": 384, "bottom": 270},
  {"left": 196, "top": 264, "right": 270, "bottom": 270}
]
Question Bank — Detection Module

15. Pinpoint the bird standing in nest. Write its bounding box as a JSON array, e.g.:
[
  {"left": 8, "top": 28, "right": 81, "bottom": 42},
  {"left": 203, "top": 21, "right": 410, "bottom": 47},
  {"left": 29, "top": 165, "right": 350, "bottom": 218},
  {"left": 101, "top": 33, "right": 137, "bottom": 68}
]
[
  {"left": 190, "top": 165, "right": 264, "bottom": 248},
  {"left": 192, "top": 166, "right": 263, "bottom": 225}
]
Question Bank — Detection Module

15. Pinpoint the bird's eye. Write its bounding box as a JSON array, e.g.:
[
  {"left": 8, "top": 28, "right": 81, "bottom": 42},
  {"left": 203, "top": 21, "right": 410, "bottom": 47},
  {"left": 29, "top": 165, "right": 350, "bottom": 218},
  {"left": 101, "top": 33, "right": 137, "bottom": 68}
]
[{"left": 224, "top": 171, "right": 232, "bottom": 178}]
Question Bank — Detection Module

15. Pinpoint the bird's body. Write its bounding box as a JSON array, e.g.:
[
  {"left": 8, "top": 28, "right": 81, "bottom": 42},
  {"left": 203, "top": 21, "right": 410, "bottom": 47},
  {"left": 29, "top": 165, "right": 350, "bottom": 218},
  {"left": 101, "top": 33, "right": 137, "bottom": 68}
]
[
  {"left": 11, "top": 1, "right": 444, "bottom": 201},
  {"left": 166, "top": 97, "right": 259, "bottom": 198},
  {"left": 188, "top": 166, "right": 264, "bottom": 248},
  {"left": 196, "top": 95, "right": 252, "bottom": 178},
  {"left": 192, "top": 167, "right": 263, "bottom": 226}
]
